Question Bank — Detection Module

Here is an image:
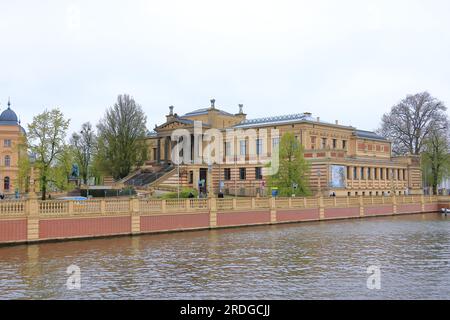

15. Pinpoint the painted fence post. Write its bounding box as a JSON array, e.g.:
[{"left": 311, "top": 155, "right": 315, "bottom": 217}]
[
  {"left": 100, "top": 199, "right": 106, "bottom": 214},
  {"left": 319, "top": 196, "right": 325, "bottom": 220},
  {"left": 359, "top": 196, "right": 364, "bottom": 217},
  {"left": 270, "top": 197, "right": 277, "bottom": 223},
  {"left": 26, "top": 198, "right": 40, "bottom": 241},
  {"left": 209, "top": 197, "right": 217, "bottom": 228},
  {"left": 131, "top": 198, "right": 140, "bottom": 234},
  {"left": 393, "top": 194, "right": 397, "bottom": 214},
  {"left": 68, "top": 200, "right": 74, "bottom": 214}
]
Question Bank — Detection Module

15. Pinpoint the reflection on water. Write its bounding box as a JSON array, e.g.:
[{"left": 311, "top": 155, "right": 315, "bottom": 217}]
[{"left": 0, "top": 213, "right": 449, "bottom": 300}]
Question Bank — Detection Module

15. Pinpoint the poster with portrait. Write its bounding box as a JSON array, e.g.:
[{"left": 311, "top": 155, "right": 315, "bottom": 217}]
[{"left": 330, "top": 165, "right": 346, "bottom": 188}]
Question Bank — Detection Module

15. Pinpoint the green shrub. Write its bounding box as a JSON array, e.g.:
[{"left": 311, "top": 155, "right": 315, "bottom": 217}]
[{"left": 160, "top": 188, "right": 198, "bottom": 199}]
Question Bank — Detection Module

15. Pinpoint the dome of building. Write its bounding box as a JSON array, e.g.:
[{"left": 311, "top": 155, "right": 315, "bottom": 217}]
[
  {"left": 0, "top": 108, "right": 18, "bottom": 123},
  {"left": 0, "top": 99, "right": 19, "bottom": 124}
]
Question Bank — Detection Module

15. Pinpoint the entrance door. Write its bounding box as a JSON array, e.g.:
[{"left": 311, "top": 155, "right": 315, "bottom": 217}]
[{"left": 199, "top": 168, "right": 208, "bottom": 195}]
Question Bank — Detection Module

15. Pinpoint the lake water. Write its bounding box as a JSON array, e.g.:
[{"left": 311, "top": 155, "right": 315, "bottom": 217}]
[{"left": 0, "top": 213, "right": 449, "bottom": 300}]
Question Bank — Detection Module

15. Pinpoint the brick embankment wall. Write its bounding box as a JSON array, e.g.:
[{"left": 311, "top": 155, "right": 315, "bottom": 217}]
[{"left": 0, "top": 195, "right": 444, "bottom": 245}]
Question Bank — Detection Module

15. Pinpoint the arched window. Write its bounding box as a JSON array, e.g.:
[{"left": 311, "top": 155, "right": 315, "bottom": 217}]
[
  {"left": 4, "top": 177, "right": 10, "bottom": 191},
  {"left": 4, "top": 155, "right": 11, "bottom": 167}
]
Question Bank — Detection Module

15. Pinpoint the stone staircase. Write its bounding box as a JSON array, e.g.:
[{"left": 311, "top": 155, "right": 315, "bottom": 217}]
[{"left": 123, "top": 164, "right": 176, "bottom": 189}]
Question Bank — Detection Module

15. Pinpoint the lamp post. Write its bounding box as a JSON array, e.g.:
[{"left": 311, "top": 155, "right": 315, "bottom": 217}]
[
  {"left": 80, "top": 125, "right": 93, "bottom": 199},
  {"left": 177, "top": 139, "right": 180, "bottom": 198}
]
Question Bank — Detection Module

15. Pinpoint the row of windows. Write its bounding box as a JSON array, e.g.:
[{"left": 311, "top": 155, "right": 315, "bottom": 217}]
[
  {"left": 228, "top": 137, "right": 348, "bottom": 154},
  {"left": 4, "top": 140, "right": 12, "bottom": 148},
  {"left": 223, "top": 167, "right": 263, "bottom": 181},
  {"left": 311, "top": 137, "right": 347, "bottom": 150},
  {"left": 347, "top": 191, "right": 408, "bottom": 197},
  {"left": 347, "top": 167, "right": 407, "bottom": 181}
]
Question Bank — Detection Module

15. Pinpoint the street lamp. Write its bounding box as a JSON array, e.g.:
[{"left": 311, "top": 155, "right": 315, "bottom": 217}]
[{"left": 80, "top": 126, "right": 92, "bottom": 198}]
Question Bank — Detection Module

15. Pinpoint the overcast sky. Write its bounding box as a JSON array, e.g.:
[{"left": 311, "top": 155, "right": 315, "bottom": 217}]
[{"left": 1, "top": 0, "right": 450, "bottom": 135}]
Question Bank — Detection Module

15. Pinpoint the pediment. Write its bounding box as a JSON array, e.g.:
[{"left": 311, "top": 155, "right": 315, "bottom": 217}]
[{"left": 155, "top": 119, "right": 193, "bottom": 132}]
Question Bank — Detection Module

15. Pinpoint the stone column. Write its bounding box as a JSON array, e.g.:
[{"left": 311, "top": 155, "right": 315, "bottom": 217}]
[
  {"left": 26, "top": 198, "right": 39, "bottom": 241},
  {"left": 130, "top": 198, "right": 140, "bottom": 234},
  {"left": 209, "top": 197, "right": 217, "bottom": 228},
  {"left": 319, "top": 196, "right": 325, "bottom": 220},
  {"left": 270, "top": 197, "right": 277, "bottom": 223},
  {"left": 193, "top": 169, "right": 200, "bottom": 192},
  {"left": 157, "top": 138, "right": 161, "bottom": 163}
]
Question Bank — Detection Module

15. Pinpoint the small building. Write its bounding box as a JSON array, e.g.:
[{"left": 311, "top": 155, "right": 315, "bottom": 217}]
[{"left": 0, "top": 99, "right": 28, "bottom": 195}]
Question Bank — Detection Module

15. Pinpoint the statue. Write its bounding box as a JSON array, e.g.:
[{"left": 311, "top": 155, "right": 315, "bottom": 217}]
[{"left": 70, "top": 164, "right": 80, "bottom": 179}]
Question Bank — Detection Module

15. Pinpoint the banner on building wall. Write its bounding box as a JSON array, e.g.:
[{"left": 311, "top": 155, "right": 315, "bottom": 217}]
[{"left": 330, "top": 165, "right": 346, "bottom": 188}]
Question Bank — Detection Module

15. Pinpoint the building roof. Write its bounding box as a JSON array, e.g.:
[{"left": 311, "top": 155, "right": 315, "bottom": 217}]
[
  {"left": 0, "top": 107, "right": 18, "bottom": 124},
  {"left": 354, "top": 130, "right": 387, "bottom": 141},
  {"left": 233, "top": 113, "right": 316, "bottom": 129},
  {"left": 183, "top": 107, "right": 234, "bottom": 117},
  {"left": 147, "top": 130, "right": 157, "bottom": 137}
]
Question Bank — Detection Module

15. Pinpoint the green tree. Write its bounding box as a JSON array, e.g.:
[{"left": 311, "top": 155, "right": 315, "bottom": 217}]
[
  {"left": 96, "top": 94, "right": 148, "bottom": 180},
  {"left": 27, "top": 109, "right": 70, "bottom": 200},
  {"left": 15, "top": 135, "right": 31, "bottom": 194},
  {"left": 377, "top": 92, "right": 448, "bottom": 155},
  {"left": 70, "top": 122, "right": 96, "bottom": 185},
  {"left": 49, "top": 146, "right": 75, "bottom": 192},
  {"left": 422, "top": 128, "right": 450, "bottom": 194},
  {"left": 267, "top": 132, "right": 311, "bottom": 197}
]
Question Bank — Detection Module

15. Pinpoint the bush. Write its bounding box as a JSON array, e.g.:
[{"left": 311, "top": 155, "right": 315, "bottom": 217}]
[{"left": 160, "top": 188, "right": 198, "bottom": 199}]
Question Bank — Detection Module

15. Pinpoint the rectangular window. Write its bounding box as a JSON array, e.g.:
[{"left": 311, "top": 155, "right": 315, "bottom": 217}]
[
  {"left": 380, "top": 169, "right": 384, "bottom": 180},
  {"left": 224, "top": 168, "right": 231, "bottom": 181},
  {"left": 240, "top": 140, "right": 247, "bottom": 156},
  {"left": 321, "top": 138, "right": 327, "bottom": 149},
  {"left": 272, "top": 137, "right": 280, "bottom": 149},
  {"left": 310, "top": 136, "right": 316, "bottom": 149},
  {"left": 224, "top": 141, "right": 231, "bottom": 157},
  {"left": 189, "top": 171, "right": 193, "bottom": 184},
  {"left": 4, "top": 140, "right": 11, "bottom": 148},
  {"left": 342, "top": 140, "right": 347, "bottom": 150},
  {"left": 374, "top": 168, "right": 378, "bottom": 180},
  {"left": 360, "top": 167, "right": 365, "bottom": 180},
  {"left": 256, "top": 139, "right": 263, "bottom": 155},
  {"left": 255, "top": 167, "right": 263, "bottom": 180},
  {"left": 367, "top": 168, "right": 371, "bottom": 180},
  {"left": 353, "top": 167, "right": 357, "bottom": 180},
  {"left": 239, "top": 168, "right": 246, "bottom": 180},
  {"left": 332, "top": 139, "right": 337, "bottom": 149}
]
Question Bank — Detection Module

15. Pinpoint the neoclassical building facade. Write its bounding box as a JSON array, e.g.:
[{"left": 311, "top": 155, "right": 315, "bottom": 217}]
[
  {"left": 0, "top": 99, "right": 27, "bottom": 195},
  {"left": 143, "top": 100, "right": 422, "bottom": 197}
]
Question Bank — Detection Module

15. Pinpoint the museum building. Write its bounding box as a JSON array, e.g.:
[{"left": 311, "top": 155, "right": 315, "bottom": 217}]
[{"left": 139, "top": 99, "right": 422, "bottom": 197}]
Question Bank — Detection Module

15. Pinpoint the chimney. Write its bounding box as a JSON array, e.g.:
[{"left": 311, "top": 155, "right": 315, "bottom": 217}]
[
  {"left": 317, "top": 117, "right": 320, "bottom": 122},
  {"left": 239, "top": 104, "right": 243, "bottom": 114},
  {"left": 210, "top": 99, "right": 216, "bottom": 109},
  {"left": 169, "top": 105, "right": 174, "bottom": 116},
  {"left": 335, "top": 120, "right": 339, "bottom": 125}
]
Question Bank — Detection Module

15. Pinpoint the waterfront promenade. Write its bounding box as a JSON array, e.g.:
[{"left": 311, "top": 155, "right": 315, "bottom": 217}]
[{"left": 0, "top": 195, "right": 448, "bottom": 245}]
